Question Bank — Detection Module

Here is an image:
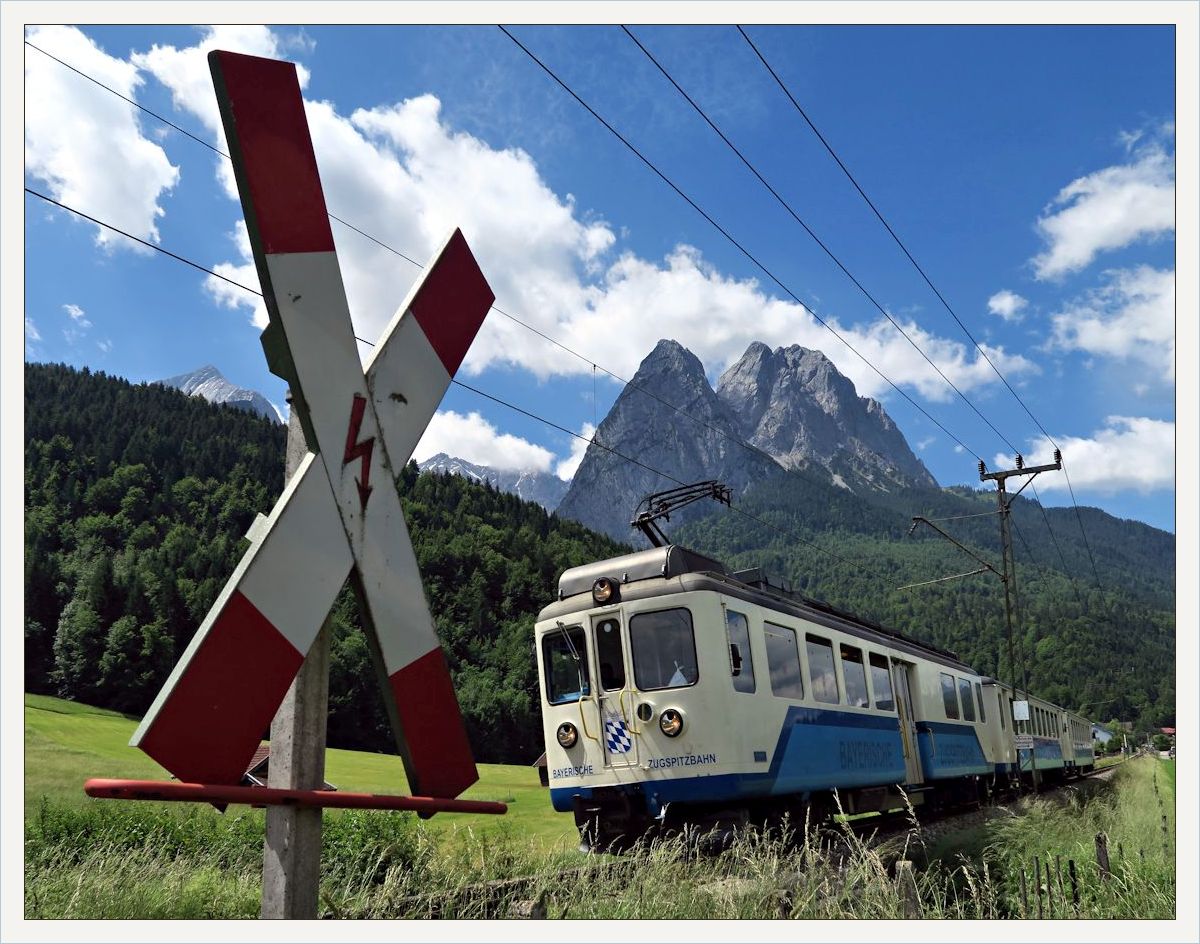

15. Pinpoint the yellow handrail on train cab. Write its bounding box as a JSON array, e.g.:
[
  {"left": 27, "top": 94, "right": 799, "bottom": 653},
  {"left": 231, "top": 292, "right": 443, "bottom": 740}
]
[
  {"left": 577, "top": 690, "right": 600, "bottom": 743},
  {"left": 620, "top": 686, "right": 644, "bottom": 736}
]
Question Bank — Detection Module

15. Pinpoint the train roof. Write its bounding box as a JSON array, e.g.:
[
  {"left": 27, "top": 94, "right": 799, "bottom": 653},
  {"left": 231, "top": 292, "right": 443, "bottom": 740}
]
[
  {"left": 548, "top": 544, "right": 970, "bottom": 672},
  {"left": 556, "top": 545, "right": 729, "bottom": 598}
]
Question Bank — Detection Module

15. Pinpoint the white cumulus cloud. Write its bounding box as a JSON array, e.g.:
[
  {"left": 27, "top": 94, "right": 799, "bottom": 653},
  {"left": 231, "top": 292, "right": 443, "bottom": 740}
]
[
  {"left": 414, "top": 410, "right": 555, "bottom": 473},
  {"left": 25, "top": 26, "right": 179, "bottom": 250},
  {"left": 1049, "top": 266, "right": 1175, "bottom": 381},
  {"left": 995, "top": 416, "right": 1174, "bottom": 495},
  {"left": 132, "top": 26, "right": 310, "bottom": 201},
  {"left": 987, "top": 290, "right": 1028, "bottom": 322},
  {"left": 1032, "top": 139, "right": 1175, "bottom": 280},
  {"left": 555, "top": 422, "right": 596, "bottom": 481},
  {"left": 44, "top": 26, "right": 1042, "bottom": 414},
  {"left": 204, "top": 221, "right": 267, "bottom": 327}
]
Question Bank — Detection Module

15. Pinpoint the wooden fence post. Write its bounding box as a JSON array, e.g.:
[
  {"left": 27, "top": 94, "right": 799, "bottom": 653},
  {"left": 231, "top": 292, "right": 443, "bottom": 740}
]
[
  {"left": 1095, "top": 832, "right": 1111, "bottom": 882},
  {"left": 894, "top": 860, "right": 921, "bottom": 919},
  {"left": 1068, "top": 858, "right": 1079, "bottom": 916},
  {"left": 1034, "top": 856, "right": 1044, "bottom": 919}
]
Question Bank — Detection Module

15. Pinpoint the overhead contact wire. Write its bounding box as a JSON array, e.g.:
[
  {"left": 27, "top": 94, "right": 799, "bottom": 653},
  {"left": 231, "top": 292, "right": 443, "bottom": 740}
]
[
  {"left": 624, "top": 25, "right": 1020, "bottom": 457},
  {"left": 22, "top": 37, "right": 928, "bottom": 539},
  {"left": 29, "top": 189, "right": 879, "bottom": 582},
  {"left": 736, "top": 26, "right": 1105, "bottom": 589},
  {"left": 496, "top": 23, "right": 984, "bottom": 465}
]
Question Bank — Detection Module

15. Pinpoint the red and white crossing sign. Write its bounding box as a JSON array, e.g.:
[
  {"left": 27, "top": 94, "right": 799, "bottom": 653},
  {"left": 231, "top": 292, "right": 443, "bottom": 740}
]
[{"left": 131, "top": 50, "right": 495, "bottom": 800}]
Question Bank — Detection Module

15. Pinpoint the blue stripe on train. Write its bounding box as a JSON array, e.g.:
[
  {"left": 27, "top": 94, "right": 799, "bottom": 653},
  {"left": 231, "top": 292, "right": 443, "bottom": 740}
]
[
  {"left": 1017, "top": 737, "right": 1064, "bottom": 770},
  {"left": 914, "top": 720, "right": 991, "bottom": 778},
  {"left": 552, "top": 704, "right": 921, "bottom": 815}
]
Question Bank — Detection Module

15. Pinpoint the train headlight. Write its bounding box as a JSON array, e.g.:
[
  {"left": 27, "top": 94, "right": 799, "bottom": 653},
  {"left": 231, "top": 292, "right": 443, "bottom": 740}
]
[
  {"left": 592, "top": 577, "right": 619, "bottom": 605},
  {"left": 659, "top": 708, "right": 684, "bottom": 738},
  {"left": 556, "top": 722, "right": 579, "bottom": 749}
]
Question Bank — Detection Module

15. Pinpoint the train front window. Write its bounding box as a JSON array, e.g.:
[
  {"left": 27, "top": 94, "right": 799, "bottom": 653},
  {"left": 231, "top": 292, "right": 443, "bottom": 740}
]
[
  {"left": 542, "top": 626, "right": 590, "bottom": 705},
  {"left": 630, "top": 608, "right": 698, "bottom": 691}
]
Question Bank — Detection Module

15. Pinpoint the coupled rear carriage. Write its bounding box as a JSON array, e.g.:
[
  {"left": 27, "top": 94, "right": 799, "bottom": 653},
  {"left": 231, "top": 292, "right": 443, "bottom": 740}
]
[{"left": 535, "top": 545, "right": 1093, "bottom": 850}]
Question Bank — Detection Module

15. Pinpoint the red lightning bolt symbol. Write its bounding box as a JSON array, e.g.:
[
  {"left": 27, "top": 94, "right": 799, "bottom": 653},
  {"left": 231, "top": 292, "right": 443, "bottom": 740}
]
[{"left": 343, "top": 394, "right": 375, "bottom": 510}]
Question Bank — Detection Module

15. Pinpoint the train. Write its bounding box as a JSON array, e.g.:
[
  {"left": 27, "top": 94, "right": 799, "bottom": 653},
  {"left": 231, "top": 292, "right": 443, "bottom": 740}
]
[{"left": 534, "top": 543, "right": 1095, "bottom": 851}]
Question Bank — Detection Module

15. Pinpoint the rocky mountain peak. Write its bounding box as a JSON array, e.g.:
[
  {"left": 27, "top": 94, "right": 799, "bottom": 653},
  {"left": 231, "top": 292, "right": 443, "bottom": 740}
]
[
  {"left": 716, "top": 342, "right": 936, "bottom": 490},
  {"left": 159, "top": 365, "right": 282, "bottom": 424},
  {"left": 417, "top": 452, "right": 568, "bottom": 511},
  {"left": 556, "top": 339, "right": 782, "bottom": 542},
  {"left": 556, "top": 337, "right": 940, "bottom": 539}
]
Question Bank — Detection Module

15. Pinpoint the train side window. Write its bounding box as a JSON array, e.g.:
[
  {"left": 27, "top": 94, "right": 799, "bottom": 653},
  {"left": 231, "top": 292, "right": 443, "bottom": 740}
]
[
  {"left": 997, "top": 690, "right": 1005, "bottom": 729},
  {"left": 542, "top": 626, "right": 590, "bottom": 705},
  {"left": 840, "top": 645, "right": 869, "bottom": 708},
  {"left": 940, "top": 672, "right": 960, "bottom": 720},
  {"left": 958, "top": 677, "right": 976, "bottom": 722},
  {"left": 806, "top": 635, "right": 840, "bottom": 704},
  {"left": 763, "top": 622, "right": 803, "bottom": 700},
  {"left": 975, "top": 683, "right": 987, "bottom": 723},
  {"left": 629, "top": 608, "right": 698, "bottom": 691},
  {"left": 869, "top": 653, "right": 895, "bottom": 711},
  {"left": 724, "top": 609, "right": 755, "bottom": 694}
]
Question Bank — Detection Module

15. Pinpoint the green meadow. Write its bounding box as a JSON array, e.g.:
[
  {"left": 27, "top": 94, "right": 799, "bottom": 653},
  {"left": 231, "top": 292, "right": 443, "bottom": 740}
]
[
  {"left": 24, "top": 693, "right": 575, "bottom": 849},
  {"left": 24, "top": 694, "right": 1175, "bottom": 920}
]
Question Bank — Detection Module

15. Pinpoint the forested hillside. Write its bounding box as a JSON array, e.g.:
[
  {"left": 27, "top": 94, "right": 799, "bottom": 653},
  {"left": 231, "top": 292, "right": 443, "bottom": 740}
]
[
  {"left": 23, "top": 363, "right": 625, "bottom": 763},
  {"left": 677, "top": 471, "right": 1175, "bottom": 728},
  {"left": 24, "top": 363, "right": 1174, "bottom": 768}
]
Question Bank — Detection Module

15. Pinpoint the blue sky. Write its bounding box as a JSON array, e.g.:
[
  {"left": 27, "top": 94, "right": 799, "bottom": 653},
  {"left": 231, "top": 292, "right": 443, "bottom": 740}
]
[{"left": 16, "top": 19, "right": 1189, "bottom": 535}]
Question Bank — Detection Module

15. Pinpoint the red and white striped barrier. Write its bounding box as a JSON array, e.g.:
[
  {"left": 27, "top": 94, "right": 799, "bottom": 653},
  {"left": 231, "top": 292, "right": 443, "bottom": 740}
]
[{"left": 131, "top": 51, "right": 494, "bottom": 800}]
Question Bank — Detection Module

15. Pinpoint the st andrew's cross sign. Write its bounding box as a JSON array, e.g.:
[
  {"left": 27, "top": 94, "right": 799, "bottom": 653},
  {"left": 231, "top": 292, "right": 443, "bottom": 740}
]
[{"left": 128, "top": 51, "right": 495, "bottom": 801}]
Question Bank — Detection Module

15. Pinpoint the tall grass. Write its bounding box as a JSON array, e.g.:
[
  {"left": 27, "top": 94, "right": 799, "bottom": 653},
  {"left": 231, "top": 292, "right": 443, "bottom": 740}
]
[
  {"left": 25, "top": 758, "right": 1175, "bottom": 919},
  {"left": 979, "top": 757, "right": 1175, "bottom": 919}
]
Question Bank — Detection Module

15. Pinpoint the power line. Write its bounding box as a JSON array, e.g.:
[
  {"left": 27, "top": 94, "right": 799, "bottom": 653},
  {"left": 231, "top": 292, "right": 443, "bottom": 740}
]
[
  {"left": 735, "top": 25, "right": 1106, "bottom": 590},
  {"left": 24, "top": 42, "right": 427, "bottom": 274},
  {"left": 28, "top": 187, "right": 881, "bottom": 581},
  {"left": 1060, "top": 466, "right": 1102, "bottom": 585},
  {"left": 19, "top": 38, "right": 906, "bottom": 539},
  {"left": 499, "top": 24, "right": 986, "bottom": 463},
  {"left": 736, "top": 26, "right": 1049, "bottom": 449},
  {"left": 623, "top": 25, "right": 1021, "bottom": 458},
  {"left": 25, "top": 187, "right": 260, "bottom": 297},
  {"left": 27, "top": 37, "right": 1104, "bottom": 594}
]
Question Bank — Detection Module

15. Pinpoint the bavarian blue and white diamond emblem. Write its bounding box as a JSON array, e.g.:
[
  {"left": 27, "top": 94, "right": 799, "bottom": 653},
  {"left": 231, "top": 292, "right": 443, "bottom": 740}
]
[{"left": 603, "top": 710, "right": 632, "bottom": 754}]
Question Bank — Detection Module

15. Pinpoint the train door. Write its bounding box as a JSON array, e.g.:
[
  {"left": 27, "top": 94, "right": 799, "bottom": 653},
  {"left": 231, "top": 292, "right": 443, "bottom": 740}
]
[
  {"left": 593, "top": 615, "right": 638, "bottom": 768},
  {"left": 891, "top": 659, "right": 925, "bottom": 785}
]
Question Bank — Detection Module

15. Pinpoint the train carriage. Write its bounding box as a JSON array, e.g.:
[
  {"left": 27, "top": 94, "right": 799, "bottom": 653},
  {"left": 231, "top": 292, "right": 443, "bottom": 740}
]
[
  {"left": 537, "top": 546, "right": 1099, "bottom": 849},
  {"left": 536, "top": 544, "right": 1094, "bottom": 850}
]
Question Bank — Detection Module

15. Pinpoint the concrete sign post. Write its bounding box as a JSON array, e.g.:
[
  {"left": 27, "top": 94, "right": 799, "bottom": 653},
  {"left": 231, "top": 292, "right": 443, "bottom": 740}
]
[
  {"left": 261, "top": 406, "right": 333, "bottom": 919},
  {"left": 123, "top": 50, "right": 496, "bottom": 919}
]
